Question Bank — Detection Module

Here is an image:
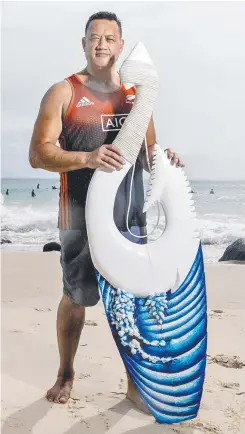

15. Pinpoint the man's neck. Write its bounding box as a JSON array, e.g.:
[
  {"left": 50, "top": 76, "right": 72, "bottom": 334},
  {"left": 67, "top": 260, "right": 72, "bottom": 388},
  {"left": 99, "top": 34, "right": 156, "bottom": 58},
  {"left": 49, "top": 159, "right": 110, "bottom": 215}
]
[{"left": 82, "top": 64, "right": 120, "bottom": 92}]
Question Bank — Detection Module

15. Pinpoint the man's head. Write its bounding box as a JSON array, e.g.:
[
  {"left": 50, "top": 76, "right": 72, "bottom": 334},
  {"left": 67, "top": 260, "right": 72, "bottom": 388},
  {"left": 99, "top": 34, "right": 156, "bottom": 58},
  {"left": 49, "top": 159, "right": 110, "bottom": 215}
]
[{"left": 82, "top": 12, "right": 124, "bottom": 71}]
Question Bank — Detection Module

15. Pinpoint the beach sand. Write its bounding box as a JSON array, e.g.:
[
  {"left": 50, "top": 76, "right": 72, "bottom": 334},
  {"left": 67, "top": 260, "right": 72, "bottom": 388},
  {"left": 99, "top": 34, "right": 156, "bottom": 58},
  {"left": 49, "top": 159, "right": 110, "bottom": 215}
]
[{"left": 1, "top": 252, "right": 245, "bottom": 434}]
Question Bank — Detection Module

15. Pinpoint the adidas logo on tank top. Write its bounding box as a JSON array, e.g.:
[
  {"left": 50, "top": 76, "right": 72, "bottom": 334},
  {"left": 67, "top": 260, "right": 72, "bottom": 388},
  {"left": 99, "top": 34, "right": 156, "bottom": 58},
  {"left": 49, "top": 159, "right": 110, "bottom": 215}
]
[{"left": 76, "top": 97, "right": 94, "bottom": 108}]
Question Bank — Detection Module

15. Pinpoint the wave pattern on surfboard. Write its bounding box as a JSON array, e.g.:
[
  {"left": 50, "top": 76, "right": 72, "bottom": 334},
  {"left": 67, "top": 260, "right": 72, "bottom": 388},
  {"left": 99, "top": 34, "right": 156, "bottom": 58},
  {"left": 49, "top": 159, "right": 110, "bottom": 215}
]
[{"left": 96, "top": 243, "right": 207, "bottom": 424}]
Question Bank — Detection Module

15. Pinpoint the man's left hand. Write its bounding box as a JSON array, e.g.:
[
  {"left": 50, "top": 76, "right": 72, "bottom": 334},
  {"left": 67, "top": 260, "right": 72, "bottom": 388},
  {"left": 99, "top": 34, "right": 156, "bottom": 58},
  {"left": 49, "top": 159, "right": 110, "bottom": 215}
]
[{"left": 164, "top": 148, "right": 185, "bottom": 168}]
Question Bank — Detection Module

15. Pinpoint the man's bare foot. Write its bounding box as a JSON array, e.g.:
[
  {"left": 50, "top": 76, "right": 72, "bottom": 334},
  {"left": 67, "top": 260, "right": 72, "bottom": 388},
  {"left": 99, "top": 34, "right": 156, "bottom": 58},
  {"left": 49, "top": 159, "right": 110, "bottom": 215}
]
[
  {"left": 46, "top": 373, "right": 74, "bottom": 404},
  {"left": 126, "top": 381, "right": 151, "bottom": 415}
]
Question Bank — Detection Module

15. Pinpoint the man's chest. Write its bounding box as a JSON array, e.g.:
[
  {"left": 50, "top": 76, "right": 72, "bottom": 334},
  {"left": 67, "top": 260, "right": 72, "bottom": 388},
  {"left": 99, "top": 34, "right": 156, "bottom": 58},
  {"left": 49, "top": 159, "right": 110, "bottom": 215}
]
[{"left": 66, "top": 92, "right": 134, "bottom": 134}]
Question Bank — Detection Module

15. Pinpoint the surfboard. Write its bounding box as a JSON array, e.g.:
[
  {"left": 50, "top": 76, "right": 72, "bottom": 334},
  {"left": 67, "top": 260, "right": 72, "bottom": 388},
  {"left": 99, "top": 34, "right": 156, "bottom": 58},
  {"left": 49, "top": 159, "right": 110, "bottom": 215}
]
[
  {"left": 96, "top": 243, "right": 207, "bottom": 424},
  {"left": 86, "top": 42, "right": 207, "bottom": 424}
]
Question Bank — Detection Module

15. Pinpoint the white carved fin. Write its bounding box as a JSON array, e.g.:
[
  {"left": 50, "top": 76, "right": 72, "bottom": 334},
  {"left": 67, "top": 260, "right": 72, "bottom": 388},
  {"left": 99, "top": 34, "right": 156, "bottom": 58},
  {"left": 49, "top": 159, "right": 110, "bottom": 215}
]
[{"left": 143, "top": 145, "right": 166, "bottom": 213}]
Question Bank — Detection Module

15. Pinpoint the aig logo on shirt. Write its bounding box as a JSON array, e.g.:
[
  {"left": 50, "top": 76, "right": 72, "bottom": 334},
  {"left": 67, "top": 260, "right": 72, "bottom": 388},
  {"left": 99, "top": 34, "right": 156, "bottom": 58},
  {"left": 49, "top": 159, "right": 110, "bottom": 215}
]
[{"left": 101, "top": 114, "right": 128, "bottom": 132}]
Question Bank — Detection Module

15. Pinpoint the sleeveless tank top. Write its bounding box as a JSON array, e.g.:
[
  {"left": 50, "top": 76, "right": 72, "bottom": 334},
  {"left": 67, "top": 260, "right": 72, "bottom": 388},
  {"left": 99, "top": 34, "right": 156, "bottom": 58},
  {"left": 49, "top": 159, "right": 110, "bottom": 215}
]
[{"left": 58, "top": 74, "right": 146, "bottom": 231}]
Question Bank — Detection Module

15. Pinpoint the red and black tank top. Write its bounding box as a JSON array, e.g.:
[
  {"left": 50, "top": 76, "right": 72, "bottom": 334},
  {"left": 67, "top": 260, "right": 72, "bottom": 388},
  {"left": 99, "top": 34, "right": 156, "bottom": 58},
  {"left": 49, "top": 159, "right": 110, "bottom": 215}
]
[{"left": 58, "top": 73, "right": 146, "bottom": 231}]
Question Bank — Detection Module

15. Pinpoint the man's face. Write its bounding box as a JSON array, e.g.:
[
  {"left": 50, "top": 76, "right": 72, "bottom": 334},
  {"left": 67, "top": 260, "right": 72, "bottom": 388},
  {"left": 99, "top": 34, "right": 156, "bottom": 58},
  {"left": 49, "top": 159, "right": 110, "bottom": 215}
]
[{"left": 83, "top": 19, "right": 124, "bottom": 70}]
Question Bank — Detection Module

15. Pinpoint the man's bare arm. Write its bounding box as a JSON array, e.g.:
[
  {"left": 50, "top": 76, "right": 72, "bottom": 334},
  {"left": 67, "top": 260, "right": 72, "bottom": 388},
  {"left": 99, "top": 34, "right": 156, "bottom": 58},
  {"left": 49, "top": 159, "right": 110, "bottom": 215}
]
[
  {"left": 29, "top": 81, "right": 124, "bottom": 173},
  {"left": 29, "top": 81, "right": 87, "bottom": 172}
]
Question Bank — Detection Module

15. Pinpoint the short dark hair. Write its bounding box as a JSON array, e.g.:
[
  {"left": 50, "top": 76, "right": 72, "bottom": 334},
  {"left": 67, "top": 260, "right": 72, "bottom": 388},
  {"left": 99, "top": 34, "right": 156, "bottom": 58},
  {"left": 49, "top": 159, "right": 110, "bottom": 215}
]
[{"left": 85, "top": 11, "right": 122, "bottom": 38}]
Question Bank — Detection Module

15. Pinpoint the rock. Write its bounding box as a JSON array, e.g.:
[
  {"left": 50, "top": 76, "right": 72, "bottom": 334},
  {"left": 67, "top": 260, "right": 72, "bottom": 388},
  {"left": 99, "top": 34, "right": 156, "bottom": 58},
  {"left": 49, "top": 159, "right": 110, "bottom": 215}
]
[
  {"left": 43, "top": 242, "right": 61, "bottom": 252},
  {"left": 219, "top": 238, "right": 245, "bottom": 262},
  {"left": 1, "top": 238, "right": 12, "bottom": 244}
]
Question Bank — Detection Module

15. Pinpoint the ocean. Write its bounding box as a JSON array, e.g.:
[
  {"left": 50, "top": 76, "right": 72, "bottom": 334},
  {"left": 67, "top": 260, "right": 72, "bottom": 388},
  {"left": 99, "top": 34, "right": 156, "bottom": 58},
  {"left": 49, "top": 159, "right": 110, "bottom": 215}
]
[{"left": 1, "top": 178, "right": 245, "bottom": 263}]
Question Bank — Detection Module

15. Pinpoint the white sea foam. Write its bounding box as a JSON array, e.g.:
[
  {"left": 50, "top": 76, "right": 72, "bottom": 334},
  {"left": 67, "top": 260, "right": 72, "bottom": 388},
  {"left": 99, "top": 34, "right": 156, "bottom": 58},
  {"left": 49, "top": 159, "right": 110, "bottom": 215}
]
[{"left": 1, "top": 179, "right": 245, "bottom": 260}]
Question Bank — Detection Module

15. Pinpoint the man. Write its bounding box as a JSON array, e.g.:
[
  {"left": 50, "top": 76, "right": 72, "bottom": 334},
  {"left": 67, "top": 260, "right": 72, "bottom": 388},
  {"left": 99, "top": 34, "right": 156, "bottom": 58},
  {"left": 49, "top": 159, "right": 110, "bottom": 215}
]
[{"left": 29, "top": 11, "right": 184, "bottom": 410}]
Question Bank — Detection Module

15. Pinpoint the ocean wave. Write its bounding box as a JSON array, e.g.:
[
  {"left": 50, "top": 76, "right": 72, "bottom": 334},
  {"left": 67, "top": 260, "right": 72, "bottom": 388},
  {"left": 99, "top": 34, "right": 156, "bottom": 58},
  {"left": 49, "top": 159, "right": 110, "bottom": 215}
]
[
  {"left": 1, "top": 204, "right": 58, "bottom": 233},
  {"left": 215, "top": 194, "right": 245, "bottom": 202},
  {"left": 196, "top": 219, "right": 245, "bottom": 245},
  {"left": 147, "top": 215, "right": 245, "bottom": 246},
  {"left": 1, "top": 202, "right": 245, "bottom": 259}
]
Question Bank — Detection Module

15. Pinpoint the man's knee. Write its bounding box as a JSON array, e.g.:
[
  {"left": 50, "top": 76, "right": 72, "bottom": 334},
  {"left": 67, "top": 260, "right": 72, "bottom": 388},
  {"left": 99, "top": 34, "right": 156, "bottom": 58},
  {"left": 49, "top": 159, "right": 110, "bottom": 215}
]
[{"left": 59, "top": 295, "right": 86, "bottom": 315}]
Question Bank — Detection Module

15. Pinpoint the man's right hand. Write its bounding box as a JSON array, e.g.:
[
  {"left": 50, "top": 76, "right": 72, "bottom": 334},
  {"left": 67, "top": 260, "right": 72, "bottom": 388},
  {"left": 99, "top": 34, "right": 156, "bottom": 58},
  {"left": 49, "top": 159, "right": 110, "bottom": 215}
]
[{"left": 85, "top": 144, "right": 125, "bottom": 170}]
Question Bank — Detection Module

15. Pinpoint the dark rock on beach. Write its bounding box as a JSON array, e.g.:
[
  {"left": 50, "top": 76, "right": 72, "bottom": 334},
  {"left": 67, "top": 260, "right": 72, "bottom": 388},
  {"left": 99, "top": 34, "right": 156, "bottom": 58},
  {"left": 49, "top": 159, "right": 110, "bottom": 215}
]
[
  {"left": 219, "top": 238, "right": 245, "bottom": 262},
  {"left": 43, "top": 242, "right": 61, "bottom": 252}
]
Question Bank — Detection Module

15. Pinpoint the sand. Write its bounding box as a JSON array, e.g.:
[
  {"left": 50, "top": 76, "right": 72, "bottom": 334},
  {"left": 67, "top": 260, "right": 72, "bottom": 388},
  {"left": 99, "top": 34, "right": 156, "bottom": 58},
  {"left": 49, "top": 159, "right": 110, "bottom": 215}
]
[{"left": 1, "top": 252, "right": 245, "bottom": 434}]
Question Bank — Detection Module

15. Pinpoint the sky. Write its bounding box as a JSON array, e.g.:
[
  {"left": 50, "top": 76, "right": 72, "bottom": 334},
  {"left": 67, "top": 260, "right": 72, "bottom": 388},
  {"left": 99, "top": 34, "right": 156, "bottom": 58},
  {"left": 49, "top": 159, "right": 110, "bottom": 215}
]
[{"left": 1, "top": 1, "right": 245, "bottom": 180}]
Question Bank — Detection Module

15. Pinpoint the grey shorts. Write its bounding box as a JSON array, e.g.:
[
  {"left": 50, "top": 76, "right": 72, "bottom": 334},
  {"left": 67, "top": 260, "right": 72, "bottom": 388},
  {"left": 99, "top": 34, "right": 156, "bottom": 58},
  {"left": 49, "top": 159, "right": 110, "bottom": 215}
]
[{"left": 59, "top": 227, "right": 147, "bottom": 307}]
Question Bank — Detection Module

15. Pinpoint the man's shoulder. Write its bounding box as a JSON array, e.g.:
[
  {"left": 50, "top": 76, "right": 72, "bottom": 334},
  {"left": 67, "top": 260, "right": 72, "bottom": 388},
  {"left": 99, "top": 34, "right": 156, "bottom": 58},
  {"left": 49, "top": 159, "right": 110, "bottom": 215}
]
[
  {"left": 42, "top": 79, "right": 72, "bottom": 104},
  {"left": 50, "top": 79, "right": 72, "bottom": 94}
]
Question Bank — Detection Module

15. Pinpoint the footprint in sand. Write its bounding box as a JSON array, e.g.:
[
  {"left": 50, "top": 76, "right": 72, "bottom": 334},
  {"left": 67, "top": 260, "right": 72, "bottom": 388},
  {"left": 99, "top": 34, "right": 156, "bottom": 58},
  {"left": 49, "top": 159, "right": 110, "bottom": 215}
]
[
  {"left": 220, "top": 382, "right": 240, "bottom": 390},
  {"left": 208, "top": 354, "right": 245, "bottom": 369},
  {"left": 119, "top": 378, "right": 125, "bottom": 390},
  {"left": 35, "top": 308, "right": 51, "bottom": 312},
  {"left": 9, "top": 329, "right": 23, "bottom": 333},
  {"left": 85, "top": 320, "right": 98, "bottom": 326},
  {"left": 67, "top": 399, "right": 86, "bottom": 419},
  {"left": 180, "top": 420, "right": 221, "bottom": 433},
  {"left": 85, "top": 395, "right": 94, "bottom": 403},
  {"left": 77, "top": 373, "right": 91, "bottom": 380},
  {"left": 209, "top": 309, "right": 224, "bottom": 319},
  {"left": 110, "top": 391, "right": 125, "bottom": 396}
]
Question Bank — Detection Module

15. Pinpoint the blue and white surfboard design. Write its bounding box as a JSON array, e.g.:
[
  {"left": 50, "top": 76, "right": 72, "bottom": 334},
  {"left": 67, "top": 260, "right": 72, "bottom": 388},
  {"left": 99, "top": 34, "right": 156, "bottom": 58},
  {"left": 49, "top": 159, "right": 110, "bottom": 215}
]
[{"left": 96, "top": 243, "right": 207, "bottom": 424}]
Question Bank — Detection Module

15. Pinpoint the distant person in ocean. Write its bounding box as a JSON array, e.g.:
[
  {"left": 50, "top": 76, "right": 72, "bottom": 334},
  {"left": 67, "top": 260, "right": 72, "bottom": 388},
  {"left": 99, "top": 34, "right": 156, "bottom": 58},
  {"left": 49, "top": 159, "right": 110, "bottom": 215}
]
[
  {"left": 37, "top": 183, "right": 40, "bottom": 189},
  {"left": 210, "top": 188, "right": 214, "bottom": 194},
  {"left": 6, "top": 189, "right": 9, "bottom": 195},
  {"left": 29, "top": 11, "right": 184, "bottom": 407},
  {"left": 31, "top": 189, "right": 36, "bottom": 197},
  {"left": 52, "top": 186, "right": 58, "bottom": 189}
]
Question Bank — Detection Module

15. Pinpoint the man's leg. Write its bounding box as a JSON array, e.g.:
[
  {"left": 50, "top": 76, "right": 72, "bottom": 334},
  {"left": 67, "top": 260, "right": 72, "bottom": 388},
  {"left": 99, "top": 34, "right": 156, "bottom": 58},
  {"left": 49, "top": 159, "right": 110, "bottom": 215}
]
[
  {"left": 46, "top": 229, "right": 100, "bottom": 403},
  {"left": 46, "top": 295, "right": 85, "bottom": 403}
]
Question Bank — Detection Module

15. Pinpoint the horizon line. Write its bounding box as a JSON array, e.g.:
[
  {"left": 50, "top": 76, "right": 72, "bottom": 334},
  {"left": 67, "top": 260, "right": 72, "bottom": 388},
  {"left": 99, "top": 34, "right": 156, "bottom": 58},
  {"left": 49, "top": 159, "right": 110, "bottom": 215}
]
[{"left": 1, "top": 177, "right": 245, "bottom": 182}]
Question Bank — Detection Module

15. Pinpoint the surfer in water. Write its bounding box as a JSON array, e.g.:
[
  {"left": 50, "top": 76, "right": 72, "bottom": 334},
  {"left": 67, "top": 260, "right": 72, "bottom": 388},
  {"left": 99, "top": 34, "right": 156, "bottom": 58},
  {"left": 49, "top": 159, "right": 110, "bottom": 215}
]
[{"left": 29, "top": 11, "right": 184, "bottom": 410}]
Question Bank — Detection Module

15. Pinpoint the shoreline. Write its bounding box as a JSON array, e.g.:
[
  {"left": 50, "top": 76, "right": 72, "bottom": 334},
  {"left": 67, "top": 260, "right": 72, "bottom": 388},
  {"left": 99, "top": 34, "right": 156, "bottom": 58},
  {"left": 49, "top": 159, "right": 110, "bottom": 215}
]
[
  {"left": 1, "top": 243, "right": 231, "bottom": 264},
  {"left": 1, "top": 252, "right": 245, "bottom": 433}
]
